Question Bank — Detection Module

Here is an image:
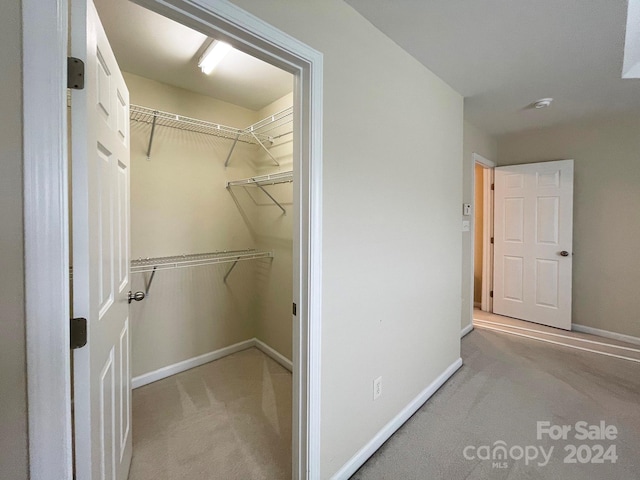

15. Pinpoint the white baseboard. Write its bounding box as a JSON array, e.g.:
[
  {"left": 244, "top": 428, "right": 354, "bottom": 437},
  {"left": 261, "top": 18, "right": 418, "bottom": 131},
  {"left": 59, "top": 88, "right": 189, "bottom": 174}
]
[
  {"left": 461, "top": 323, "right": 474, "bottom": 338},
  {"left": 255, "top": 338, "right": 293, "bottom": 372},
  {"left": 132, "top": 338, "right": 293, "bottom": 389},
  {"left": 330, "top": 358, "right": 463, "bottom": 480},
  {"left": 572, "top": 324, "right": 640, "bottom": 347}
]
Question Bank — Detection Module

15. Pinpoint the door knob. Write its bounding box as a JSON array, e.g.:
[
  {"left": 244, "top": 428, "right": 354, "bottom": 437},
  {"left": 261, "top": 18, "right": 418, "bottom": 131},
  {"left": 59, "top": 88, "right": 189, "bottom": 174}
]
[
  {"left": 560, "top": 251, "right": 570, "bottom": 257},
  {"left": 128, "top": 291, "right": 145, "bottom": 304}
]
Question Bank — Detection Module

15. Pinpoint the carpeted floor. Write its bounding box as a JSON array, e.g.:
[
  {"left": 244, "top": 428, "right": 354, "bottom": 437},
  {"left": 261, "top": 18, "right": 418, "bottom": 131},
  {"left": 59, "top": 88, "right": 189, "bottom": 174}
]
[
  {"left": 128, "top": 347, "right": 292, "bottom": 480},
  {"left": 127, "top": 329, "right": 640, "bottom": 480},
  {"left": 352, "top": 328, "right": 640, "bottom": 480}
]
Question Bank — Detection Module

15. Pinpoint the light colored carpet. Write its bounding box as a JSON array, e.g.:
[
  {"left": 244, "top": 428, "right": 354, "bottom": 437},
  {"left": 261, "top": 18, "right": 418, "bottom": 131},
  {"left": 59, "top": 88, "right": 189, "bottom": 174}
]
[
  {"left": 352, "top": 328, "right": 640, "bottom": 479},
  {"left": 128, "top": 347, "right": 292, "bottom": 480},
  {"left": 473, "top": 310, "right": 640, "bottom": 363}
]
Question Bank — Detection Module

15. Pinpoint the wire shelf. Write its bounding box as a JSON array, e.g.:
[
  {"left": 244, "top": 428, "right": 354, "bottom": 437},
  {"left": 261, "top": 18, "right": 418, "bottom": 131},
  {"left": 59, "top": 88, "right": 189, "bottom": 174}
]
[
  {"left": 246, "top": 107, "right": 293, "bottom": 139},
  {"left": 129, "top": 105, "right": 268, "bottom": 144},
  {"left": 130, "top": 104, "right": 293, "bottom": 163},
  {"left": 130, "top": 249, "right": 273, "bottom": 274},
  {"left": 226, "top": 170, "right": 293, "bottom": 188}
]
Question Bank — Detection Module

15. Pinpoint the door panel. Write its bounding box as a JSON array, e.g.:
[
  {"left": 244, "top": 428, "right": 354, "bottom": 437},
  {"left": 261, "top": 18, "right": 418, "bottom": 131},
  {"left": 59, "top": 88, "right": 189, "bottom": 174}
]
[
  {"left": 493, "top": 160, "right": 573, "bottom": 329},
  {"left": 72, "top": 1, "right": 132, "bottom": 479}
]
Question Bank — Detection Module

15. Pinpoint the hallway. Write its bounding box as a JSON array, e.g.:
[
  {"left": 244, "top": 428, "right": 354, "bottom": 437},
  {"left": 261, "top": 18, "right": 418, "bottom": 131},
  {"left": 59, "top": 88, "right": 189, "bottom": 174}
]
[{"left": 353, "top": 328, "right": 640, "bottom": 479}]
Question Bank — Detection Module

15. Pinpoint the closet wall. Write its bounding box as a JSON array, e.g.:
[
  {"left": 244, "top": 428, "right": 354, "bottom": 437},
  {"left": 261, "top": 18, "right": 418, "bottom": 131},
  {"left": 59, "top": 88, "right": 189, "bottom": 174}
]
[
  {"left": 255, "top": 93, "right": 294, "bottom": 360},
  {"left": 125, "top": 72, "right": 293, "bottom": 379}
]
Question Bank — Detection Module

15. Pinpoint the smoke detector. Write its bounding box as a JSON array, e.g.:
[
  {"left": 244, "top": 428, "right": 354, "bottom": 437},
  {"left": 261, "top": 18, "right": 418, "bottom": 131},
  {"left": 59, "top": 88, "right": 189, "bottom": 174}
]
[{"left": 534, "top": 98, "right": 553, "bottom": 109}]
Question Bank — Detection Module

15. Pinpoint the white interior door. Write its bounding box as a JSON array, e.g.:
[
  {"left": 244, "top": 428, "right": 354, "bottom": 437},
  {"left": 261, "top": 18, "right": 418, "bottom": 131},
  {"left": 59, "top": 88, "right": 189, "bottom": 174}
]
[
  {"left": 71, "top": 1, "right": 132, "bottom": 478},
  {"left": 493, "top": 160, "right": 573, "bottom": 330}
]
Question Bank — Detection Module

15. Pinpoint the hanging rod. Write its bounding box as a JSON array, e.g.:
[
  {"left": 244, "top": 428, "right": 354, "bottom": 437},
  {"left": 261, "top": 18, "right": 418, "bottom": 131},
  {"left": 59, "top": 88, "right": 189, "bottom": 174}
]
[{"left": 130, "top": 249, "right": 273, "bottom": 275}]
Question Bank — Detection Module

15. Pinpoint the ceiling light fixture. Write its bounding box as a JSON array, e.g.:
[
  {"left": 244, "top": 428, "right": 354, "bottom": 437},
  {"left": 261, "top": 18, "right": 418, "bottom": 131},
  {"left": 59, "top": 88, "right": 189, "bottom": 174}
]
[
  {"left": 533, "top": 98, "right": 554, "bottom": 109},
  {"left": 198, "top": 40, "right": 233, "bottom": 75}
]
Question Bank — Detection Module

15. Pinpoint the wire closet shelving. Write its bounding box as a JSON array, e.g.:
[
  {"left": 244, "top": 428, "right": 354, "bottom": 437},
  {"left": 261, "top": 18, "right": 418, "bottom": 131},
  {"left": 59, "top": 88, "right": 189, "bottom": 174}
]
[
  {"left": 131, "top": 249, "right": 274, "bottom": 294},
  {"left": 129, "top": 104, "right": 293, "bottom": 165},
  {"left": 226, "top": 170, "right": 293, "bottom": 214}
]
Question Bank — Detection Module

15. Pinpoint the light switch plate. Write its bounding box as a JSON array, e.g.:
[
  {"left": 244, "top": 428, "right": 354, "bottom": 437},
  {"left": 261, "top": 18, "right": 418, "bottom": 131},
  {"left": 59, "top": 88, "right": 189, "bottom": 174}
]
[{"left": 462, "top": 220, "right": 470, "bottom": 232}]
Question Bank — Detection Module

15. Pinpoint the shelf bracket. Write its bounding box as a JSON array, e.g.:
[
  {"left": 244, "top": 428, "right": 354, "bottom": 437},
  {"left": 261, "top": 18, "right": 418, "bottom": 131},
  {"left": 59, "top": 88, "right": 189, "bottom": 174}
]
[
  {"left": 144, "top": 266, "right": 157, "bottom": 295},
  {"left": 223, "top": 260, "right": 239, "bottom": 283},
  {"left": 255, "top": 181, "right": 286, "bottom": 215},
  {"left": 146, "top": 111, "right": 158, "bottom": 161},
  {"left": 224, "top": 132, "right": 241, "bottom": 167},
  {"left": 250, "top": 131, "right": 279, "bottom": 166}
]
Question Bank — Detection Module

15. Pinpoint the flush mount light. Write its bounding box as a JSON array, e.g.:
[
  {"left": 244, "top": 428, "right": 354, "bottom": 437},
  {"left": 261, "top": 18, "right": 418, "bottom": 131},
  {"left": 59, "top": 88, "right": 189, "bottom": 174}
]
[
  {"left": 534, "top": 98, "right": 554, "bottom": 109},
  {"left": 198, "top": 40, "right": 233, "bottom": 75}
]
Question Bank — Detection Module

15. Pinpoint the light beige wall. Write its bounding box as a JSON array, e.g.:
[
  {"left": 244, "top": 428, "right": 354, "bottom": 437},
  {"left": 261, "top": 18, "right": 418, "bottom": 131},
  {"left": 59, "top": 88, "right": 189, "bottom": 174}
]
[
  {"left": 498, "top": 112, "right": 640, "bottom": 338},
  {"left": 0, "top": 0, "right": 29, "bottom": 478},
  {"left": 473, "top": 163, "right": 484, "bottom": 304},
  {"left": 230, "top": 1, "right": 463, "bottom": 476},
  {"left": 254, "top": 92, "right": 294, "bottom": 360},
  {"left": 125, "top": 73, "right": 265, "bottom": 376},
  {"left": 461, "top": 120, "right": 497, "bottom": 330}
]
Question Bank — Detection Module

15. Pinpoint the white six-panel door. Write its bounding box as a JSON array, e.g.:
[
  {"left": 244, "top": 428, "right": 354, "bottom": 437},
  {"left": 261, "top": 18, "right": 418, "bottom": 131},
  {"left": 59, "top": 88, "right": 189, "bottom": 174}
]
[
  {"left": 71, "top": 1, "right": 132, "bottom": 478},
  {"left": 493, "top": 160, "right": 574, "bottom": 330}
]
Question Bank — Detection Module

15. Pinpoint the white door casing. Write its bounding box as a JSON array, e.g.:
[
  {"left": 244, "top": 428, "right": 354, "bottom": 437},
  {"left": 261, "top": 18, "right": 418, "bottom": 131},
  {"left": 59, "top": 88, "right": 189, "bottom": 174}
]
[
  {"left": 71, "top": 1, "right": 132, "bottom": 479},
  {"left": 493, "top": 160, "right": 574, "bottom": 330}
]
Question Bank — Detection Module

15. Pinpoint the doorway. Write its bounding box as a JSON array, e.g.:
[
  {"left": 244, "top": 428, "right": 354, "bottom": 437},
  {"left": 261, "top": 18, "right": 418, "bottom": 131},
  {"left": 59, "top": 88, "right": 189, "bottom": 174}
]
[
  {"left": 22, "top": 0, "right": 322, "bottom": 478},
  {"left": 472, "top": 153, "right": 495, "bottom": 314}
]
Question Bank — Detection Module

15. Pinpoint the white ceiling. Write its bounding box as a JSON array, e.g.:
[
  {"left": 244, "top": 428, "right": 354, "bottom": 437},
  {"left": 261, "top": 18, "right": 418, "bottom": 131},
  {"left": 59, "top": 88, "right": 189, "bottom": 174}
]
[
  {"left": 345, "top": 0, "right": 640, "bottom": 136},
  {"left": 94, "top": 0, "right": 293, "bottom": 111}
]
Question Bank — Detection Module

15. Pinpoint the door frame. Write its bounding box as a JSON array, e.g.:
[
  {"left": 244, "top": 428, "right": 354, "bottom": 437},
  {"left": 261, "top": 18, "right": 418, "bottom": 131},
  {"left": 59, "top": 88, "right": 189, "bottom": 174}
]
[
  {"left": 471, "top": 153, "right": 495, "bottom": 316},
  {"left": 22, "top": 0, "right": 323, "bottom": 478}
]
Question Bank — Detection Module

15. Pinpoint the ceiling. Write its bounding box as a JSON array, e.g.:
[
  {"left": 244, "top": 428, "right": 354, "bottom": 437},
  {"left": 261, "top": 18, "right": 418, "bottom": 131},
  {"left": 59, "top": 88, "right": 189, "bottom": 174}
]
[
  {"left": 94, "top": 0, "right": 293, "bottom": 111},
  {"left": 345, "top": 0, "right": 640, "bottom": 136}
]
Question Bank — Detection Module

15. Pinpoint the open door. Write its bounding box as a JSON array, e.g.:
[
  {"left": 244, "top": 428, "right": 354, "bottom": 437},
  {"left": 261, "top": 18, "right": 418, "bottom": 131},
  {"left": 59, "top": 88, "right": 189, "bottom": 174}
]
[
  {"left": 71, "top": 1, "right": 132, "bottom": 478},
  {"left": 493, "top": 160, "right": 574, "bottom": 330}
]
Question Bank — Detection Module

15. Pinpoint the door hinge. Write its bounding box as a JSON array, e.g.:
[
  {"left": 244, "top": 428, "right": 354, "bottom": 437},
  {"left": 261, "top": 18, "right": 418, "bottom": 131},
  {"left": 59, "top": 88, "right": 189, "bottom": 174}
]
[
  {"left": 491, "top": 237, "right": 494, "bottom": 244},
  {"left": 292, "top": 302, "right": 297, "bottom": 316},
  {"left": 491, "top": 183, "right": 495, "bottom": 190},
  {"left": 67, "top": 57, "right": 85, "bottom": 90},
  {"left": 70, "top": 317, "right": 87, "bottom": 349},
  {"left": 490, "top": 291, "right": 494, "bottom": 298}
]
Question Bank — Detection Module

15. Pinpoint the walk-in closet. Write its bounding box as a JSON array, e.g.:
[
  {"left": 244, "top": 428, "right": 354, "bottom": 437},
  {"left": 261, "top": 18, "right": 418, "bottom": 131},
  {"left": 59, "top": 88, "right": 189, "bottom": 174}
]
[{"left": 94, "top": 0, "right": 296, "bottom": 477}]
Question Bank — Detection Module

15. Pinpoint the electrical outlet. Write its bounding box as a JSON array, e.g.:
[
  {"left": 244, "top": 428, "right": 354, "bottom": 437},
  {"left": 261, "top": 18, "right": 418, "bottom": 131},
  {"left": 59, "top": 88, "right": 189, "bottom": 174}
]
[{"left": 373, "top": 376, "right": 382, "bottom": 400}]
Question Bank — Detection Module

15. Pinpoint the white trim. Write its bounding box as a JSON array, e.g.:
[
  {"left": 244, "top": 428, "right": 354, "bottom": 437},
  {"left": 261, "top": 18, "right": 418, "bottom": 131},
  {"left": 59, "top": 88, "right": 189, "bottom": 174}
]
[
  {"left": 474, "top": 321, "right": 640, "bottom": 364},
  {"left": 573, "top": 324, "right": 640, "bottom": 347},
  {"left": 481, "top": 167, "right": 494, "bottom": 312},
  {"left": 125, "top": 3, "right": 323, "bottom": 478},
  {"left": 330, "top": 358, "right": 463, "bottom": 480},
  {"left": 255, "top": 338, "right": 294, "bottom": 372},
  {"left": 132, "top": 339, "right": 255, "bottom": 389},
  {"left": 473, "top": 152, "right": 496, "bottom": 168},
  {"left": 461, "top": 323, "right": 474, "bottom": 338},
  {"left": 131, "top": 338, "right": 293, "bottom": 389},
  {"left": 22, "top": 0, "right": 74, "bottom": 478}
]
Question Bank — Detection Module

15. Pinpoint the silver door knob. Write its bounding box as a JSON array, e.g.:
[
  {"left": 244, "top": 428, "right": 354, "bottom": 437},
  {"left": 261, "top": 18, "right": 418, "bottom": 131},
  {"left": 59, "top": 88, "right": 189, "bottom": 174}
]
[
  {"left": 128, "top": 291, "right": 145, "bottom": 304},
  {"left": 560, "top": 251, "right": 570, "bottom": 257}
]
